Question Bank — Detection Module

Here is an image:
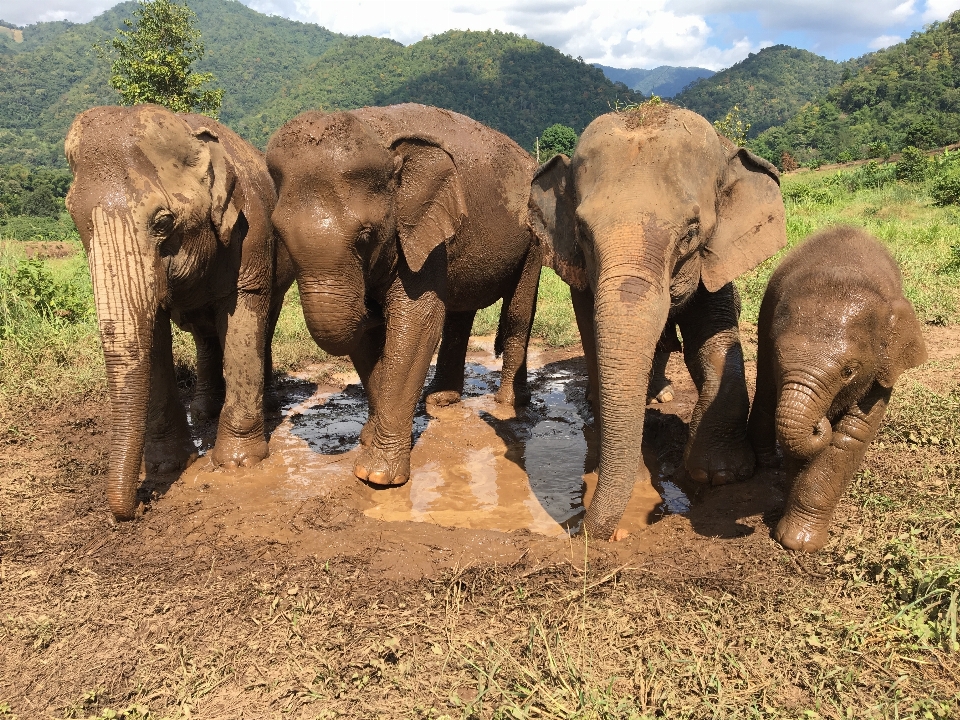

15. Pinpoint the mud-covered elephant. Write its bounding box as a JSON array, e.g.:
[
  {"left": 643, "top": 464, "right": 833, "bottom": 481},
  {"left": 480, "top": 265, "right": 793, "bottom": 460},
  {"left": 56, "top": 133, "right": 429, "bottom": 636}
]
[
  {"left": 65, "top": 104, "right": 295, "bottom": 520},
  {"left": 266, "top": 103, "right": 542, "bottom": 487},
  {"left": 528, "top": 103, "right": 786, "bottom": 541},
  {"left": 748, "top": 226, "right": 926, "bottom": 552}
]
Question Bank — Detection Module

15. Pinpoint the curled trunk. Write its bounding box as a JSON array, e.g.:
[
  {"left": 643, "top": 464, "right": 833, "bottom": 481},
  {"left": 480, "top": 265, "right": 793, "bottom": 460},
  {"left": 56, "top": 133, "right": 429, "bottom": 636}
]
[
  {"left": 775, "top": 382, "right": 832, "bottom": 460},
  {"left": 87, "top": 208, "right": 157, "bottom": 520}
]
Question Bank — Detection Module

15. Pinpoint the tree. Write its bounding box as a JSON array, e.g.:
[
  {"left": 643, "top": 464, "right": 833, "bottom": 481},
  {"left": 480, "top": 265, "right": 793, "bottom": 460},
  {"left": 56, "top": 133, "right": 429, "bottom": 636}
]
[
  {"left": 538, "top": 124, "right": 577, "bottom": 161},
  {"left": 97, "top": 0, "right": 223, "bottom": 117},
  {"left": 713, "top": 105, "right": 751, "bottom": 146}
]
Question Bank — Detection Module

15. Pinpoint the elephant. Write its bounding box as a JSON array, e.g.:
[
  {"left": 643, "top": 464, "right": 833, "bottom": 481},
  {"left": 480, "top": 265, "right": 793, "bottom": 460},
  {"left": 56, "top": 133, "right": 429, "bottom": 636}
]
[
  {"left": 528, "top": 103, "right": 786, "bottom": 541},
  {"left": 266, "top": 103, "right": 542, "bottom": 487},
  {"left": 747, "top": 226, "right": 927, "bottom": 552},
  {"left": 65, "top": 104, "right": 295, "bottom": 521}
]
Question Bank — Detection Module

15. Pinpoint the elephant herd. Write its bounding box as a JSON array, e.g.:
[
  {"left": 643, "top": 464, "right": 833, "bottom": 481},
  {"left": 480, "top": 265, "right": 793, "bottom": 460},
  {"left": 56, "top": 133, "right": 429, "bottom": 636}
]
[{"left": 63, "top": 101, "right": 926, "bottom": 554}]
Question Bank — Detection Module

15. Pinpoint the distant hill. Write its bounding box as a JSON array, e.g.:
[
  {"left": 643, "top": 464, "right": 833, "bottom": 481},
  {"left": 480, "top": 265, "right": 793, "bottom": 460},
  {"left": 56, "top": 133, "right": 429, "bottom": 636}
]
[
  {"left": 593, "top": 64, "right": 714, "bottom": 97},
  {"left": 673, "top": 45, "right": 861, "bottom": 137},
  {"left": 751, "top": 12, "right": 960, "bottom": 165},
  {"left": 0, "top": 0, "right": 642, "bottom": 168}
]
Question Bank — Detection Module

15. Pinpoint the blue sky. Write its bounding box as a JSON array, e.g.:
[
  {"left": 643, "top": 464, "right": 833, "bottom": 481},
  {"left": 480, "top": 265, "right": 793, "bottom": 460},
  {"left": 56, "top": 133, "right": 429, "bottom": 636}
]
[{"left": 3, "top": 0, "right": 958, "bottom": 70}]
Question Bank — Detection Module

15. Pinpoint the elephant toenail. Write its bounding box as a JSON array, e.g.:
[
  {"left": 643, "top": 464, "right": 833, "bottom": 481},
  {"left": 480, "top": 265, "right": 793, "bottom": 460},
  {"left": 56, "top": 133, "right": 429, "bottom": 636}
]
[
  {"left": 355, "top": 464, "right": 370, "bottom": 480},
  {"left": 689, "top": 468, "right": 709, "bottom": 483}
]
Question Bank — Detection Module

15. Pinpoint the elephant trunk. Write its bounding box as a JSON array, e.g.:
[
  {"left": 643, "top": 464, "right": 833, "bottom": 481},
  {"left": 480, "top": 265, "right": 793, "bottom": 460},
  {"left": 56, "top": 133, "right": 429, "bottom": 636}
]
[
  {"left": 582, "top": 237, "right": 670, "bottom": 541},
  {"left": 775, "top": 381, "right": 833, "bottom": 460},
  {"left": 298, "top": 258, "right": 372, "bottom": 357},
  {"left": 87, "top": 208, "right": 158, "bottom": 520}
]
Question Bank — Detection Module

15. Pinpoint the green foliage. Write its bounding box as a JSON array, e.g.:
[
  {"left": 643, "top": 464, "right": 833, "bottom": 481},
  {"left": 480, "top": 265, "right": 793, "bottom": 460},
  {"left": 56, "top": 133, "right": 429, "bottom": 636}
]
[
  {"left": 97, "top": 0, "right": 223, "bottom": 116},
  {"left": 897, "top": 146, "right": 931, "bottom": 182},
  {"left": 676, "top": 45, "right": 855, "bottom": 138},
  {"left": 0, "top": 255, "right": 92, "bottom": 332},
  {"left": 931, "top": 168, "right": 960, "bottom": 205},
  {"left": 869, "top": 140, "right": 891, "bottom": 159},
  {"left": 0, "top": 164, "right": 71, "bottom": 218},
  {"left": 712, "top": 104, "right": 751, "bottom": 145},
  {"left": 752, "top": 13, "right": 960, "bottom": 164},
  {"left": 537, "top": 123, "right": 577, "bottom": 160}
]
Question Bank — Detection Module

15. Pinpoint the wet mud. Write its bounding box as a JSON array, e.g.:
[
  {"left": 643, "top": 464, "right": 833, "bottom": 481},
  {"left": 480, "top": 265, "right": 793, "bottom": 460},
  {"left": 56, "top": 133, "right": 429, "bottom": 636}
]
[{"left": 168, "top": 341, "right": 699, "bottom": 548}]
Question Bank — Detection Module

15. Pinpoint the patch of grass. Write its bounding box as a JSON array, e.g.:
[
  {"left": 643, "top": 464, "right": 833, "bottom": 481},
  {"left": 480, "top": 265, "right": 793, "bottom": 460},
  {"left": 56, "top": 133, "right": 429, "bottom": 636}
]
[
  {"left": 270, "top": 284, "right": 329, "bottom": 373},
  {"left": 0, "top": 213, "right": 80, "bottom": 242}
]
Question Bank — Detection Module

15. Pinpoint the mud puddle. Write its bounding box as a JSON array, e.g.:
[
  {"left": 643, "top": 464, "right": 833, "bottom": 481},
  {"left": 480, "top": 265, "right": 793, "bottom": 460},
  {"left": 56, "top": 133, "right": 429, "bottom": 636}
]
[{"left": 166, "top": 343, "right": 693, "bottom": 541}]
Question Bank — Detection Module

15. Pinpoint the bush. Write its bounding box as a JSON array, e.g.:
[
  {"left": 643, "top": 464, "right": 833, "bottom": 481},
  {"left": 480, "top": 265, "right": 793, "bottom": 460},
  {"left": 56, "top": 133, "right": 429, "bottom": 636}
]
[
  {"left": 868, "top": 140, "right": 891, "bottom": 160},
  {"left": 931, "top": 170, "right": 960, "bottom": 206},
  {"left": 0, "top": 255, "right": 93, "bottom": 333},
  {"left": 896, "top": 146, "right": 930, "bottom": 183}
]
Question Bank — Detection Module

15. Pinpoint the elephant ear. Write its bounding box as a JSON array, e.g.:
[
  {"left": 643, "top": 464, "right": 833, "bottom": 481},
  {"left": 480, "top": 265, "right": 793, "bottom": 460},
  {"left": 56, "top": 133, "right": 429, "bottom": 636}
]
[
  {"left": 877, "top": 297, "right": 927, "bottom": 387},
  {"left": 702, "top": 145, "right": 786, "bottom": 292},
  {"left": 528, "top": 154, "right": 588, "bottom": 291},
  {"left": 392, "top": 140, "right": 467, "bottom": 273},
  {"left": 194, "top": 127, "right": 245, "bottom": 247}
]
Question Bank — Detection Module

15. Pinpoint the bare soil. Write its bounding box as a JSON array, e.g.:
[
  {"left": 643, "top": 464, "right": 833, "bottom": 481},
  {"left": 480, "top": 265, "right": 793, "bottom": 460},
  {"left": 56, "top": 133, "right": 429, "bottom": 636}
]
[{"left": 1, "top": 327, "right": 958, "bottom": 717}]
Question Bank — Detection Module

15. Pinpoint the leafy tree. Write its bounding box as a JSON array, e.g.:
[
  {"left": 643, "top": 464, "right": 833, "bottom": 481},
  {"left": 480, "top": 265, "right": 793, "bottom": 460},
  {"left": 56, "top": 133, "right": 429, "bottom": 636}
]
[
  {"left": 896, "top": 146, "right": 930, "bottom": 183},
  {"left": 97, "top": 0, "right": 223, "bottom": 116},
  {"left": 713, "top": 105, "right": 751, "bottom": 145},
  {"left": 538, "top": 124, "right": 577, "bottom": 160}
]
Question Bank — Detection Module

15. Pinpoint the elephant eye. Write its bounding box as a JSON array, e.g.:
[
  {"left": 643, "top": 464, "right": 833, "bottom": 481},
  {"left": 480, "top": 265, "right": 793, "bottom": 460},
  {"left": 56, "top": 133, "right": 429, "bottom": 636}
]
[
  {"left": 841, "top": 365, "right": 857, "bottom": 380},
  {"left": 152, "top": 211, "right": 176, "bottom": 237}
]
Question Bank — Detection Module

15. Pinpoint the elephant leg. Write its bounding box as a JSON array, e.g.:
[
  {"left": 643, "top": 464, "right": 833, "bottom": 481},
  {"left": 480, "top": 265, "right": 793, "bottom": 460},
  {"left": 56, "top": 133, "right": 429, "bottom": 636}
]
[
  {"left": 776, "top": 383, "right": 890, "bottom": 552},
  {"left": 571, "top": 287, "right": 599, "bottom": 419},
  {"left": 676, "top": 282, "right": 754, "bottom": 485},
  {"left": 647, "top": 321, "right": 680, "bottom": 404},
  {"left": 495, "top": 247, "right": 541, "bottom": 407},
  {"left": 355, "top": 261, "right": 445, "bottom": 487},
  {"left": 190, "top": 329, "right": 225, "bottom": 425},
  {"left": 747, "top": 342, "right": 780, "bottom": 468},
  {"left": 210, "top": 292, "right": 270, "bottom": 469},
  {"left": 425, "top": 310, "right": 475, "bottom": 407},
  {"left": 350, "top": 322, "right": 387, "bottom": 447},
  {"left": 144, "top": 311, "right": 198, "bottom": 476}
]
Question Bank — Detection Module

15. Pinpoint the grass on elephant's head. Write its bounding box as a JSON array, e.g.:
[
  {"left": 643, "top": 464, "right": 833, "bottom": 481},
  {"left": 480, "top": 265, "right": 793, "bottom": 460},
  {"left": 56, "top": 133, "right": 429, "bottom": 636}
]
[{"left": 737, "top": 171, "right": 960, "bottom": 326}]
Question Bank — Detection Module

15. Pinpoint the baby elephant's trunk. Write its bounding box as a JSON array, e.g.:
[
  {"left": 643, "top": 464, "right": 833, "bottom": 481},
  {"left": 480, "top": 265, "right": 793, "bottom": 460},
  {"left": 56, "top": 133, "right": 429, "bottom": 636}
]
[{"left": 775, "top": 382, "right": 833, "bottom": 459}]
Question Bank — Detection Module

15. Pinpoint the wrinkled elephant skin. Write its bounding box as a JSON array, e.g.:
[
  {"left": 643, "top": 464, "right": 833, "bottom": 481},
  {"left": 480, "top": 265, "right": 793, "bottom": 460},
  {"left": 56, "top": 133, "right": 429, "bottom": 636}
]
[
  {"left": 65, "top": 105, "right": 295, "bottom": 520},
  {"left": 528, "top": 104, "right": 787, "bottom": 541},
  {"left": 266, "top": 104, "right": 542, "bottom": 488},
  {"left": 748, "top": 226, "right": 927, "bottom": 552}
]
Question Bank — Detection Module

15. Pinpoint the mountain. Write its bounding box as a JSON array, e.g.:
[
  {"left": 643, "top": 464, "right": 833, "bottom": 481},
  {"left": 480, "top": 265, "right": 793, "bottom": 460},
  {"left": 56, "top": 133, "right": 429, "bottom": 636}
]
[
  {"left": 594, "top": 64, "right": 714, "bottom": 97},
  {"left": 751, "top": 12, "right": 960, "bottom": 165},
  {"left": 673, "top": 45, "right": 861, "bottom": 137},
  {"left": 0, "top": 0, "right": 642, "bottom": 168}
]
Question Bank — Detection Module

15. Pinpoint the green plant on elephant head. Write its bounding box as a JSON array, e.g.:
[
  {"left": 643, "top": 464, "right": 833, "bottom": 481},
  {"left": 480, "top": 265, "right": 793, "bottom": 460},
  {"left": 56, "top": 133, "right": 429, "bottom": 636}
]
[
  {"left": 529, "top": 104, "right": 786, "bottom": 541},
  {"left": 65, "top": 104, "right": 293, "bottom": 520}
]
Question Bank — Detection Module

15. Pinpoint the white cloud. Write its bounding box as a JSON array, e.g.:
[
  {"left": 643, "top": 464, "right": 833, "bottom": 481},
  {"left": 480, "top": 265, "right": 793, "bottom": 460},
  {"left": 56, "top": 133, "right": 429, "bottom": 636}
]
[
  {"left": 869, "top": 33, "right": 904, "bottom": 48},
  {"left": 922, "top": 0, "right": 960, "bottom": 21},
  {"left": 1, "top": 0, "right": 114, "bottom": 26}
]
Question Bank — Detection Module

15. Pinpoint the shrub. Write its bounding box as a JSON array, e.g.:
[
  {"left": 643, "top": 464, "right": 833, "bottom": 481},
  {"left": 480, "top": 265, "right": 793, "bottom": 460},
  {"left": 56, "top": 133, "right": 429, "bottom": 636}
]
[
  {"left": 931, "top": 170, "right": 960, "bottom": 206},
  {"left": 780, "top": 151, "right": 799, "bottom": 172},
  {"left": 836, "top": 150, "right": 857, "bottom": 164},
  {"left": 896, "top": 146, "right": 930, "bottom": 183},
  {"left": 869, "top": 140, "right": 891, "bottom": 160}
]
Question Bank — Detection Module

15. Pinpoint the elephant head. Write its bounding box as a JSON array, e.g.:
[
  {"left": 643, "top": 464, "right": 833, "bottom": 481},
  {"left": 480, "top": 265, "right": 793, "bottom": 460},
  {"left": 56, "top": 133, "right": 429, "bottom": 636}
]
[
  {"left": 65, "top": 104, "right": 247, "bottom": 520},
  {"left": 266, "top": 110, "right": 466, "bottom": 356},
  {"left": 528, "top": 106, "right": 785, "bottom": 539}
]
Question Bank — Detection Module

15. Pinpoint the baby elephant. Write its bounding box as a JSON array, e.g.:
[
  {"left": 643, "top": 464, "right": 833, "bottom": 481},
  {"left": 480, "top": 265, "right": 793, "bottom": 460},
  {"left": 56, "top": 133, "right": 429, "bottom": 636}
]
[{"left": 748, "top": 226, "right": 927, "bottom": 552}]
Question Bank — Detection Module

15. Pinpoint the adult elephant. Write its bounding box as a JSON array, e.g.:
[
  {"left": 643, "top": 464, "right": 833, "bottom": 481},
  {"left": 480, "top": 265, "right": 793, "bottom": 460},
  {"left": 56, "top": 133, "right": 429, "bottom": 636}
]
[
  {"left": 267, "top": 104, "right": 541, "bottom": 487},
  {"left": 65, "top": 104, "right": 295, "bottom": 521},
  {"left": 528, "top": 103, "right": 786, "bottom": 541}
]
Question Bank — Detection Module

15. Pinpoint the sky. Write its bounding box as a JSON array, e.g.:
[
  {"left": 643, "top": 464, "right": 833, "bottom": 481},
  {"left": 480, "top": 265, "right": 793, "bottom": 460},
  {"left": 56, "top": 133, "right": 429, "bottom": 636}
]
[{"left": 3, "top": 0, "right": 959, "bottom": 70}]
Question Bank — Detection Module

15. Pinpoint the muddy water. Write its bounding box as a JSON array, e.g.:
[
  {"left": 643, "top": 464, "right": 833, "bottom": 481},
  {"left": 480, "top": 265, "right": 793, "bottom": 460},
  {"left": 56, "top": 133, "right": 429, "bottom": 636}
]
[{"left": 175, "top": 350, "right": 689, "bottom": 539}]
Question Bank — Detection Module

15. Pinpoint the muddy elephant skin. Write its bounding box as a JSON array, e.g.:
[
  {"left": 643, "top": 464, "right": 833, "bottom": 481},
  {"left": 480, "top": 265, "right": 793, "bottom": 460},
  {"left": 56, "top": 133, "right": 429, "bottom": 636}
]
[
  {"left": 65, "top": 104, "right": 295, "bottom": 520},
  {"left": 528, "top": 104, "right": 786, "bottom": 541},
  {"left": 266, "top": 103, "right": 542, "bottom": 487},
  {"left": 748, "top": 226, "right": 927, "bottom": 552}
]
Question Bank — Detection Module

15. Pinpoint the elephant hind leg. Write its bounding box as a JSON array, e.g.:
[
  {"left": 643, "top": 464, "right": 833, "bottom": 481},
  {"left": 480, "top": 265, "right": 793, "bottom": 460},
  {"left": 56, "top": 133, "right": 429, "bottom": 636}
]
[
  {"left": 647, "top": 321, "right": 681, "bottom": 404},
  {"left": 494, "top": 245, "right": 542, "bottom": 407},
  {"left": 425, "top": 309, "right": 475, "bottom": 407},
  {"left": 190, "top": 329, "right": 225, "bottom": 425}
]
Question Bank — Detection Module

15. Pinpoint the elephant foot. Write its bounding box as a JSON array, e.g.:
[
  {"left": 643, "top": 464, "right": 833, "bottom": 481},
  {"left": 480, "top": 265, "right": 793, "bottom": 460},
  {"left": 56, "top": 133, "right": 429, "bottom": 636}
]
[
  {"left": 144, "top": 436, "right": 198, "bottom": 476},
  {"left": 355, "top": 444, "right": 410, "bottom": 487},
  {"left": 647, "top": 383, "right": 674, "bottom": 404},
  {"left": 426, "top": 389, "right": 462, "bottom": 407},
  {"left": 774, "top": 514, "right": 829, "bottom": 553},
  {"left": 685, "top": 430, "right": 755, "bottom": 486},
  {"left": 190, "top": 393, "right": 225, "bottom": 426},
  {"left": 494, "top": 383, "right": 531, "bottom": 408},
  {"left": 211, "top": 434, "right": 269, "bottom": 470}
]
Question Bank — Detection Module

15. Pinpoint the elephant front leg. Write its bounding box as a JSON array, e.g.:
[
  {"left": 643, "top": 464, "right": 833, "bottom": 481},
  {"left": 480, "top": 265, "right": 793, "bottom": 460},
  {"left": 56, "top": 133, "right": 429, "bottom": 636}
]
[
  {"left": 676, "top": 282, "right": 754, "bottom": 485},
  {"left": 355, "top": 271, "right": 445, "bottom": 487},
  {"left": 647, "top": 321, "right": 681, "bottom": 404},
  {"left": 571, "top": 287, "right": 600, "bottom": 419},
  {"left": 425, "top": 310, "right": 475, "bottom": 407},
  {"left": 210, "top": 292, "right": 270, "bottom": 469},
  {"left": 776, "top": 384, "right": 890, "bottom": 552},
  {"left": 350, "top": 322, "right": 386, "bottom": 448},
  {"left": 144, "top": 311, "right": 198, "bottom": 476}
]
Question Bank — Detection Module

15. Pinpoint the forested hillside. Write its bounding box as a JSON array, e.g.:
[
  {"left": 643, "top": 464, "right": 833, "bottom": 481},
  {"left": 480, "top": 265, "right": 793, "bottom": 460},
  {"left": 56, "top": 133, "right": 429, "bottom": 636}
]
[
  {"left": 674, "top": 45, "right": 858, "bottom": 137},
  {"left": 0, "top": 0, "right": 641, "bottom": 167},
  {"left": 593, "top": 64, "right": 714, "bottom": 97},
  {"left": 751, "top": 12, "right": 960, "bottom": 165}
]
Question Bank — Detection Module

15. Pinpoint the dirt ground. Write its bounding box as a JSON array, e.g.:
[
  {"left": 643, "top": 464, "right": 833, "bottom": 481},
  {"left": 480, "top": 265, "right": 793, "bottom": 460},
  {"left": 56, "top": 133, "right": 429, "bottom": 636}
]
[{"left": 1, "top": 326, "right": 958, "bottom": 717}]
